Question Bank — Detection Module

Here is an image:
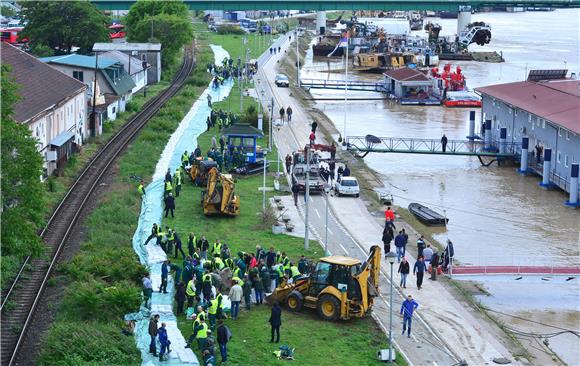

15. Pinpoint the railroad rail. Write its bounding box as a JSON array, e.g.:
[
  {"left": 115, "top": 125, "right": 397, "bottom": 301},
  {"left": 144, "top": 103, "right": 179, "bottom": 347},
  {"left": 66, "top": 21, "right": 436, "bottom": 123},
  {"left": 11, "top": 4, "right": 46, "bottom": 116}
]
[{"left": 0, "top": 46, "right": 195, "bottom": 366}]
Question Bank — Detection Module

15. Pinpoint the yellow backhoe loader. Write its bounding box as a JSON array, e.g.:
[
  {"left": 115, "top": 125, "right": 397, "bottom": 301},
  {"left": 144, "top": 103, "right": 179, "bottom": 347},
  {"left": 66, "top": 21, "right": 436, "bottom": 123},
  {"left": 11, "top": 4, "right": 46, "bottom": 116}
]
[
  {"left": 190, "top": 158, "right": 217, "bottom": 186},
  {"left": 201, "top": 167, "right": 240, "bottom": 216},
  {"left": 267, "top": 246, "right": 381, "bottom": 320}
]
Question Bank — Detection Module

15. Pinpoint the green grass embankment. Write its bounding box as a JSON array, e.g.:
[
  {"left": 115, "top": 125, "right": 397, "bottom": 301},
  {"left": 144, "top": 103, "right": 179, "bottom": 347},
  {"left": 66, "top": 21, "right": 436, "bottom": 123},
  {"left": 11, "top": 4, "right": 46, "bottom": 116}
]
[
  {"left": 165, "top": 81, "right": 406, "bottom": 366},
  {"left": 36, "top": 44, "right": 214, "bottom": 365}
]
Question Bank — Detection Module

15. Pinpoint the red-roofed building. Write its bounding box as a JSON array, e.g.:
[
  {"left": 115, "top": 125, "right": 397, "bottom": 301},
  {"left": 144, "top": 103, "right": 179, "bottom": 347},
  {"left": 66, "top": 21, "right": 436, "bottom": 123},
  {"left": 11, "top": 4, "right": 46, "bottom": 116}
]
[
  {"left": 476, "top": 77, "right": 579, "bottom": 193},
  {"left": 383, "top": 68, "right": 440, "bottom": 105}
]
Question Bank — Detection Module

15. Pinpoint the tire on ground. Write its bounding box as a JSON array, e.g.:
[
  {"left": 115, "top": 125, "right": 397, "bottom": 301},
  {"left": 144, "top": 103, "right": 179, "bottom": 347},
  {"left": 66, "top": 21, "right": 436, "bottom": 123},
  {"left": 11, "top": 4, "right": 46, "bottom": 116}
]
[
  {"left": 287, "top": 290, "right": 304, "bottom": 312},
  {"left": 317, "top": 294, "right": 340, "bottom": 321}
]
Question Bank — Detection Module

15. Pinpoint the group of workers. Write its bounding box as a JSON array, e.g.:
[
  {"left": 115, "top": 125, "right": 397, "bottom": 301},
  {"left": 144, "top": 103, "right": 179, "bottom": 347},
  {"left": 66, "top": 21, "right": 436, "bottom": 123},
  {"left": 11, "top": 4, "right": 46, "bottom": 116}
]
[
  {"left": 208, "top": 56, "right": 258, "bottom": 89},
  {"left": 143, "top": 224, "right": 310, "bottom": 363}
]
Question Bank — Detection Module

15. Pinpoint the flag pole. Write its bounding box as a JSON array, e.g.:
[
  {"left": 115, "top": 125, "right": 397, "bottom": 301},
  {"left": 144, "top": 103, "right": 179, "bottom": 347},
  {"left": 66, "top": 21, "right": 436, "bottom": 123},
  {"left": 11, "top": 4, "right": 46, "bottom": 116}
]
[{"left": 342, "top": 32, "right": 348, "bottom": 145}]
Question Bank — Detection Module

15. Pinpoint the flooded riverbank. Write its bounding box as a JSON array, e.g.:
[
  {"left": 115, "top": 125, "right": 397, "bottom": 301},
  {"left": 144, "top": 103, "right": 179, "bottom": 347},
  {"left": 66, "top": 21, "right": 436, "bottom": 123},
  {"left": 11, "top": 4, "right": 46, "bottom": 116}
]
[{"left": 303, "top": 9, "right": 580, "bottom": 267}]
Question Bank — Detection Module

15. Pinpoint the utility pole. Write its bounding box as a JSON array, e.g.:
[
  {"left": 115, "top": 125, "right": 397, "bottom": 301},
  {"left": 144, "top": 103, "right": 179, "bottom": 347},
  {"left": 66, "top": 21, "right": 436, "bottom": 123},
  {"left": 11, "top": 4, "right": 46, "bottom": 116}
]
[
  {"left": 304, "top": 147, "right": 310, "bottom": 250},
  {"left": 296, "top": 26, "right": 300, "bottom": 87},
  {"left": 269, "top": 98, "right": 274, "bottom": 151}
]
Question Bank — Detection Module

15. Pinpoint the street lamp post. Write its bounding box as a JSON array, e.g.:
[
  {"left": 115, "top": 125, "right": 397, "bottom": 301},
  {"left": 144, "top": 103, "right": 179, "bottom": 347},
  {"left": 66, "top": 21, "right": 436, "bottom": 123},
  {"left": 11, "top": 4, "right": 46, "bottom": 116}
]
[
  {"left": 386, "top": 251, "right": 397, "bottom": 363},
  {"left": 304, "top": 147, "right": 311, "bottom": 251},
  {"left": 262, "top": 150, "right": 268, "bottom": 211},
  {"left": 324, "top": 183, "right": 331, "bottom": 254}
]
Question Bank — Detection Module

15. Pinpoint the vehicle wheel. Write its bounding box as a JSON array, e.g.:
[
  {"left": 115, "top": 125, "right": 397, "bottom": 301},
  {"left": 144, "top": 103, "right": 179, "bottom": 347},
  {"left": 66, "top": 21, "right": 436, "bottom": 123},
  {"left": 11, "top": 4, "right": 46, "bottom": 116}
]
[
  {"left": 287, "top": 290, "right": 304, "bottom": 312},
  {"left": 317, "top": 294, "right": 340, "bottom": 321},
  {"left": 337, "top": 192, "right": 342, "bottom": 197},
  {"left": 355, "top": 194, "right": 359, "bottom": 198}
]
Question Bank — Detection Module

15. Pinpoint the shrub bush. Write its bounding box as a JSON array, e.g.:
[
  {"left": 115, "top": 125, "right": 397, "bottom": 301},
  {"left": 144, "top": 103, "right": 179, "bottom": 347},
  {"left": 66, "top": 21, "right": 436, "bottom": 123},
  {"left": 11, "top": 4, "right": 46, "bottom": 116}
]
[
  {"left": 38, "top": 321, "right": 140, "bottom": 366},
  {"left": 217, "top": 24, "right": 245, "bottom": 35}
]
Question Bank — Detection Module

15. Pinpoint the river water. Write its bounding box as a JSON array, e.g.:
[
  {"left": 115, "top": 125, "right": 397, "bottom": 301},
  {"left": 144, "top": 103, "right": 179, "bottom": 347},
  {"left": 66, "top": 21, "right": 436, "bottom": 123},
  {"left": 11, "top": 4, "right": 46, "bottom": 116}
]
[
  {"left": 302, "top": 10, "right": 580, "bottom": 363},
  {"left": 303, "top": 9, "right": 580, "bottom": 267}
]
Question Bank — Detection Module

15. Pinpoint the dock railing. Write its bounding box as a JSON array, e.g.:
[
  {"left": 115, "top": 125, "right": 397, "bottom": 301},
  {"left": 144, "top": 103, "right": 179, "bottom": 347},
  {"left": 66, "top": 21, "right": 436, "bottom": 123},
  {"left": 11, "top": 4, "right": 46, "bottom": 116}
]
[
  {"left": 299, "top": 78, "right": 388, "bottom": 92},
  {"left": 345, "top": 136, "right": 521, "bottom": 157}
]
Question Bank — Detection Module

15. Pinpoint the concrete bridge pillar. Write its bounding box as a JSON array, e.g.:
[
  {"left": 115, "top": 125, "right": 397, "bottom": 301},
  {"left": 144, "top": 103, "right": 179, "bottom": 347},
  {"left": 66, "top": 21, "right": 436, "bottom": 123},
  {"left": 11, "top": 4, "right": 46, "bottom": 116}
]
[
  {"left": 467, "top": 110, "right": 476, "bottom": 140},
  {"left": 316, "top": 11, "right": 326, "bottom": 35},
  {"left": 484, "top": 119, "right": 492, "bottom": 150},
  {"left": 499, "top": 127, "right": 507, "bottom": 154},
  {"left": 540, "top": 148, "right": 552, "bottom": 188},
  {"left": 567, "top": 163, "right": 579, "bottom": 206},
  {"left": 457, "top": 8, "right": 471, "bottom": 35},
  {"left": 518, "top": 136, "right": 529, "bottom": 174}
]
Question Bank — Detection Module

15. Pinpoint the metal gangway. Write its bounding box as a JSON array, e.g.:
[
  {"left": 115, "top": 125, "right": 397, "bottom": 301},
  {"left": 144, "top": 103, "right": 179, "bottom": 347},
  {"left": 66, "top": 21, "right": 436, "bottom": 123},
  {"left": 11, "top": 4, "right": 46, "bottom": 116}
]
[
  {"left": 300, "top": 78, "right": 388, "bottom": 93},
  {"left": 346, "top": 135, "right": 520, "bottom": 165}
]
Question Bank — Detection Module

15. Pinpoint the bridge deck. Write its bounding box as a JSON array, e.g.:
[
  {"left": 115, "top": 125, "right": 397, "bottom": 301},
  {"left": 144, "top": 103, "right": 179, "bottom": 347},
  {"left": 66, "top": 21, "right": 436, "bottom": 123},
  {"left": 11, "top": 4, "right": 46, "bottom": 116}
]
[
  {"left": 346, "top": 136, "right": 520, "bottom": 158},
  {"left": 92, "top": 0, "right": 580, "bottom": 11},
  {"left": 450, "top": 266, "right": 580, "bottom": 275}
]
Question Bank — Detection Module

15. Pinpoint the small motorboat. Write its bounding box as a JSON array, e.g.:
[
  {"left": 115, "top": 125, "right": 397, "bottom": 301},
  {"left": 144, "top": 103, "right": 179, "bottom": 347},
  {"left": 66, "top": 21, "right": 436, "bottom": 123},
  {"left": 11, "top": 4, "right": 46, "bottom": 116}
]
[{"left": 408, "top": 203, "right": 449, "bottom": 226}]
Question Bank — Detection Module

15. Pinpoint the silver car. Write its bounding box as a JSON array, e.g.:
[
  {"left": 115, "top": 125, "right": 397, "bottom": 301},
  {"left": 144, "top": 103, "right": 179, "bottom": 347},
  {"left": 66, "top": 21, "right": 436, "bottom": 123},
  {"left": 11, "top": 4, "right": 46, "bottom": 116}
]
[{"left": 275, "top": 74, "right": 290, "bottom": 87}]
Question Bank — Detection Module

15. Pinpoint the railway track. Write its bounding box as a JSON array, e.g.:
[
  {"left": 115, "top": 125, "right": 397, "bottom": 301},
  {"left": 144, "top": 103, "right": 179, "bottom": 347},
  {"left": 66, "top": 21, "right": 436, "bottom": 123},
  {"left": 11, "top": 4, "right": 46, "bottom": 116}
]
[{"left": 0, "top": 46, "right": 195, "bottom": 366}]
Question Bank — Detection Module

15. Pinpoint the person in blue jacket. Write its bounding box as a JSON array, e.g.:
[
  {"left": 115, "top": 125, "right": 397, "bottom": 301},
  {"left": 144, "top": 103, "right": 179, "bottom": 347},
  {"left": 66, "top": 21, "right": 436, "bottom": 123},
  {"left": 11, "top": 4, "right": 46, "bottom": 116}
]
[
  {"left": 400, "top": 294, "right": 419, "bottom": 338},
  {"left": 158, "top": 322, "right": 171, "bottom": 361}
]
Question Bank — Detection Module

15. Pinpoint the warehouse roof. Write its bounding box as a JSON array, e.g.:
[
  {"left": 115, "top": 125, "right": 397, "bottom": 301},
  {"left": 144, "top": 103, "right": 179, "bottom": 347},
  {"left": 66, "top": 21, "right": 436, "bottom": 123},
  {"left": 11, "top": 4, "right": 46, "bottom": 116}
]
[
  {"left": 383, "top": 67, "right": 431, "bottom": 82},
  {"left": 477, "top": 79, "right": 580, "bottom": 134}
]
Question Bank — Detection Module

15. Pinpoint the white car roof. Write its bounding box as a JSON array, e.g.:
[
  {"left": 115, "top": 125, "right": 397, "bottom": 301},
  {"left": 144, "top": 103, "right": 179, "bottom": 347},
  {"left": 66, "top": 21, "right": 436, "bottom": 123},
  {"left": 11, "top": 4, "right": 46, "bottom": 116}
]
[{"left": 341, "top": 177, "right": 357, "bottom": 181}]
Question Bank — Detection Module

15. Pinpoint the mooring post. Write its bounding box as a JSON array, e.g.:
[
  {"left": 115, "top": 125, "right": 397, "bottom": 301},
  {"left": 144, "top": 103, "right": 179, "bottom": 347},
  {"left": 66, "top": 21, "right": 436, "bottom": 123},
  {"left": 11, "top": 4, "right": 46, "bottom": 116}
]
[{"left": 518, "top": 136, "right": 529, "bottom": 174}]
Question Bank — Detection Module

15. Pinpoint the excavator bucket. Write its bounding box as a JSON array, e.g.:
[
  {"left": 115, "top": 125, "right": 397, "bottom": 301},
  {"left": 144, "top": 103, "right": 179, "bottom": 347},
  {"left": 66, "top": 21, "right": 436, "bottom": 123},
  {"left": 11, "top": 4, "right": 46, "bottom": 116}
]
[{"left": 265, "top": 280, "right": 295, "bottom": 305}]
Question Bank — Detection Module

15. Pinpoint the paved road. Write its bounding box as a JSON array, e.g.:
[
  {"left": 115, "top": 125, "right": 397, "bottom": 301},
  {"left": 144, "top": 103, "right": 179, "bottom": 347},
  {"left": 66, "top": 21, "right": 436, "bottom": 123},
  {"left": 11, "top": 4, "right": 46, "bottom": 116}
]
[{"left": 254, "top": 34, "right": 463, "bottom": 366}]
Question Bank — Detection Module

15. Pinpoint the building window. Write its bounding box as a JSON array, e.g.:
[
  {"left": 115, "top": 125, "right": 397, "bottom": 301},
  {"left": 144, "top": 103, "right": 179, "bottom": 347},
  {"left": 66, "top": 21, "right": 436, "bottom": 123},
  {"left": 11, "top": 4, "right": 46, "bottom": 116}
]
[
  {"left": 557, "top": 151, "right": 561, "bottom": 164},
  {"left": 528, "top": 114, "right": 532, "bottom": 123},
  {"left": 565, "top": 154, "right": 569, "bottom": 167},
  {"left": 514, "top": 109, "right": 518, "bottom": 116},
  {"left": 542, "top": 119, "right": 545, "bottom": 129},
  {"left": 559, "top": 128, "right": 563, "bottom": 137},
  {"left": 112, "top": 107, "right": 116, "bottom": 114},
  {"left": 566, "top": 131, "right": 571, "bottom": 140},
  {"left": 73, "top": 71, "right": 84, "bottom": 82},
  {"left": 508, "top": 108, "right": 512, "bottom": 115}
]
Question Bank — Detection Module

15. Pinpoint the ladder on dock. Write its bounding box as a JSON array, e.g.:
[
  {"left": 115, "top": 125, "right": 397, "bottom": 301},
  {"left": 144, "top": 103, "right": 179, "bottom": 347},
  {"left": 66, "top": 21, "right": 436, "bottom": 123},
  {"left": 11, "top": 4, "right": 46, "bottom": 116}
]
[
  {"left": 300, "top": 78, "right": 388, "bottom": 93},
  {"left": 346, "top": 135, "right": 520, "bottom": 164}
]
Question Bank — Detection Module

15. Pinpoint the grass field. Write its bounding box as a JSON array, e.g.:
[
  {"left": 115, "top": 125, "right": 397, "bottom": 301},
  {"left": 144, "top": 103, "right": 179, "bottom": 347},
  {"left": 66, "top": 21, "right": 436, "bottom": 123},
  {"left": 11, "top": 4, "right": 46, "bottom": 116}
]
[{"left": 164, "top": 75, "right": 406, "bottom": 365}]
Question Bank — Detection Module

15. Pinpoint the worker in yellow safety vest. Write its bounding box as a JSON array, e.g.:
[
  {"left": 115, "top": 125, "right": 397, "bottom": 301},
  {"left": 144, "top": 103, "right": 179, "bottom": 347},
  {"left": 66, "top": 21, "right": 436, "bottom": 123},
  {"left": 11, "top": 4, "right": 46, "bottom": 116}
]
[
  {"left": 188, "top": 317, "right": 208, "bottom": 351},
  {"left": 164, "top": 180, "right": 172, "bottom": 198},
  {"left": 281, "top": 252, "right": 291, "bottom": 275},
  {"left": 290, "top": 263, "right": 301, "bottom": 281},
  {"left": 175, "top": 167, "right": 183, "bottom": 197},
  {"left": 181, "top": 151, "right": 189, "bottom": 168},
  {"left": 207, "top": 295, "right": 218, "bottom": 329},
  {"left": 186, "top": 279, "right": 196, "bottom": 307},
  {"left": 213, "top": 256, "right": 225, "bottom": 271},
  {"left": 211, "top": 240, "right": 222, "bottom": 257},
  {"left": 275, "top": 264, "right": 285, "bottom": 287},
  {"left": 137, "top": 180, "right": 145, "bottom": 196},
  {"left": 216, "top": 289, "right": 224, "bottom": 319},
  {"left": 225, "top": 258, "right": 235, "bottom": 270}
]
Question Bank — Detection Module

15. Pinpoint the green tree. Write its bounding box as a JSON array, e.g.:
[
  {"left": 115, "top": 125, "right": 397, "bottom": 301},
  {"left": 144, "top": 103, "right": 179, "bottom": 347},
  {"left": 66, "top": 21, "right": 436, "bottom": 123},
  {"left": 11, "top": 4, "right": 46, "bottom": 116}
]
[
  {"left": 20, "top": 1, "right": 109, "bottom": 55},
  {"left": 125, "top": 0, "right": 193, "bottom": 67},
  {"left": 0, "top": 5, "right": 17, "bottom": 17},
  {"left": 1, "top": 65, "right": 45, "bottom": 257}
]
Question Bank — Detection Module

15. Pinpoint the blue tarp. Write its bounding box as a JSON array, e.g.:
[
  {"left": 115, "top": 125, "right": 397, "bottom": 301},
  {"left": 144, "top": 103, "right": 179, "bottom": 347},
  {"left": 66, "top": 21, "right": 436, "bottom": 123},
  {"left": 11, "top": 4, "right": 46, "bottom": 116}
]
[{"left": 128, "top": 45, "right": 233, "bottom": 366}]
